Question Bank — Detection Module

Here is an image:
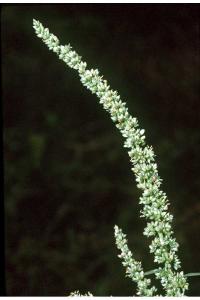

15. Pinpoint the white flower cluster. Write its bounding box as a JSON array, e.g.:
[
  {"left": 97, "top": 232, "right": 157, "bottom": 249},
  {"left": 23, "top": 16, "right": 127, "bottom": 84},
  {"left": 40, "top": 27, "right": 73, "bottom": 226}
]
[
  {"left": 70, "top": 290, "right": 93, "bottom": 297},
  {"left": 33, "top": 19, "right": 189, "bottom": 296}
]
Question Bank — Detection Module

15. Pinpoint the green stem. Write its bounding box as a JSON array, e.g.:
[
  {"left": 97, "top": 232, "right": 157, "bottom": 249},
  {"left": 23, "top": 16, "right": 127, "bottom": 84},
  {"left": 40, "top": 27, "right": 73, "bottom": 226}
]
[
  {"left": 144, "top": 269, "right": 157, "bottom": 276},
  {"left": 144, "top": 269, "right": 200, "bottom": 277},
  {"left": 185, "top": 272, "right": 200, "bottom": 277}
]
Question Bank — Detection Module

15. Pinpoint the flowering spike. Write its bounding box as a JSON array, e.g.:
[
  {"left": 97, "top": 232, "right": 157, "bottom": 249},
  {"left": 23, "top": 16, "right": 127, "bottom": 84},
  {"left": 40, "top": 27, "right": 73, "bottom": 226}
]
[
  {"left": 33, "top": 19, "right": 189, "bottom": 296},
  {"left": 114, "top": 225, "right": 157, "bottom": 296}
]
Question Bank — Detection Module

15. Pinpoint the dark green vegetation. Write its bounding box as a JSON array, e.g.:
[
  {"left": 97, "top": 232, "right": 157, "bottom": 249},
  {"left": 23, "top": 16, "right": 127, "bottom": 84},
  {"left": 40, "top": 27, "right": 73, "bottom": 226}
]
[{"left": 3, "top": 4, "right": 200, "bottom": 296}]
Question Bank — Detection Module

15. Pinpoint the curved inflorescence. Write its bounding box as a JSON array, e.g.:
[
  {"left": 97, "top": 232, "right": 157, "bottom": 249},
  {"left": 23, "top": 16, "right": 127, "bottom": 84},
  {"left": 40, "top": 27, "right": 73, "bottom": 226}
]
[{"left": 33, "top": 19, "right": 189, "bottom": 296}]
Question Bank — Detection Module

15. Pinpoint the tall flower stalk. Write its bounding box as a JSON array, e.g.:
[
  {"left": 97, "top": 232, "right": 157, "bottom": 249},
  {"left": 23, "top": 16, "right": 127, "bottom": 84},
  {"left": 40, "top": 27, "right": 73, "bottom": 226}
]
[{"left": 33, "top": 19, "right": 189, "bottom": 296}]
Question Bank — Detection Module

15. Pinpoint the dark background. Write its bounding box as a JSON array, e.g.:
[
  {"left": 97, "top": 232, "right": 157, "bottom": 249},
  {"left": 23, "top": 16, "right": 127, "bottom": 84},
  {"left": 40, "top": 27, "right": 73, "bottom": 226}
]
[{"left": 2, "top": 4, "right": 200, "bottom": 296}]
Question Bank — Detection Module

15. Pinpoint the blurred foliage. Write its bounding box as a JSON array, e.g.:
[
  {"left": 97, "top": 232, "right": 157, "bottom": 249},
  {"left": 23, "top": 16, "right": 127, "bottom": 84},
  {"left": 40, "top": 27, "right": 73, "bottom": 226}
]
[{"left": 3, "top": 4, "right": 200, "bottom": 296}]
